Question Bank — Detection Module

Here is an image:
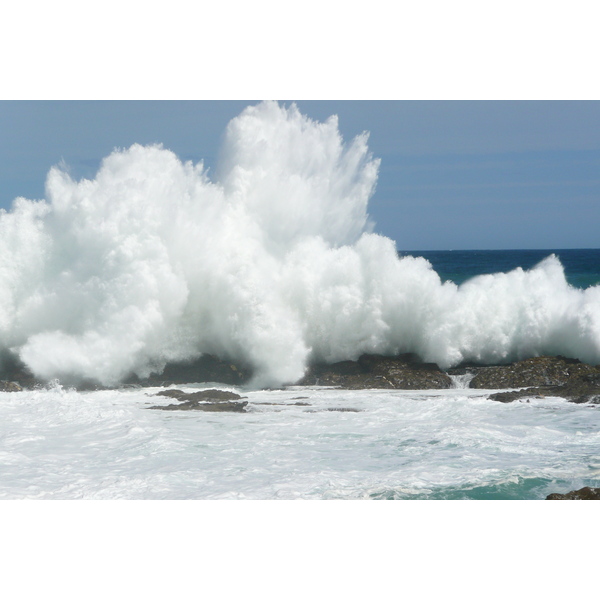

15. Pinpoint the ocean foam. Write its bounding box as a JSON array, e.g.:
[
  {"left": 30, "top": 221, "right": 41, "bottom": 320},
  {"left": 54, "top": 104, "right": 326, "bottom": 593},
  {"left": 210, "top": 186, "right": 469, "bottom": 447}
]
[{"left": 0, "top": 101, "right": 599, "bottom": 386}]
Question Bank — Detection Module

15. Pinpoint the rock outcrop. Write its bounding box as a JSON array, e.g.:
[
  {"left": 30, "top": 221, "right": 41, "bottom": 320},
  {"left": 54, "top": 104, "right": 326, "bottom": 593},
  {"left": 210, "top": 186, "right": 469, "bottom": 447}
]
[
  {"left": 469, "top": 356, "right": 599, "bottom": 389},
  {"left": 2, "top": 349, "right": 599, "bottom": 404},
  {"left": 148, "top": 388, "right": 248, "bottom": 412},
  {"left": 129, "top": 354, "right": 252, "bottom": 388},
  {"left": 467, "top": 356, "right": 600, "bottom": 404},
  {"left": 546, "top": 486, "right": 600, "bottom": 500},
  {"left": 0, "top": 380, "right": 23, "bottom": 392},
  {"left": 296, "top": 353, "right": 453, "bottom": 389}
]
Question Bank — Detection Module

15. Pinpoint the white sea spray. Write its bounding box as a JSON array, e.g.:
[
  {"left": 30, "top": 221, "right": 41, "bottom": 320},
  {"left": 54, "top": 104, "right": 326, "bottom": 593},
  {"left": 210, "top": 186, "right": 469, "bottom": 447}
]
[{"left": 0, "top": 101, "right": 599, "bottom": 387}]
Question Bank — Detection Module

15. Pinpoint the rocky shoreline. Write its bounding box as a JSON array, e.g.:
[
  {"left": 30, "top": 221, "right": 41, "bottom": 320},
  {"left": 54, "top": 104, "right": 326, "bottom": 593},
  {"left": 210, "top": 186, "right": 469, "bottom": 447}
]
[
  {"left": 546, "top": 486, "right": 600, "bottom": 500},
  {"left": 3, "top": 353, "right": 599, "bottom": 499},
  {"left": 2, "top": 352, "right": 600, "bottom": 404}
]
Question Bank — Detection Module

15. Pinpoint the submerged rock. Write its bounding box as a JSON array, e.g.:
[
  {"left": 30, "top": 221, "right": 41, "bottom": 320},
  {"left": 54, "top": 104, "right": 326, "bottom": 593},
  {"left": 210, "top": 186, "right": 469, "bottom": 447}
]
[
  {"left": 0, "top": 380, "right": 23, "bottom": 392},
  {"left": 546, "top": 486, "right": 600, "bottom": 500},
  {"left": 148, "top": 388, "right": 248, "bottom": 412},
  {"left": 297, "top": 353, "right": 452, "bottom": 389}
]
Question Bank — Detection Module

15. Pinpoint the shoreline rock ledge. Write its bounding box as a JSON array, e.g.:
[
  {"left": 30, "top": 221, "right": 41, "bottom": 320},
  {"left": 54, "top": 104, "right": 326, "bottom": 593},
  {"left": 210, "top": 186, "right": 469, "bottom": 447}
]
[
  {"left": 1, "top": 353, "right": 599, "bottom": 402},
  {"left": 546, "top": 487, "right": 600, "bottom": 500},
  {"left": 296, "top": 353, "right": 453, "bottom": 389},
  {"left": 472, "top": 356, "right": 600, "bottom": 404}
]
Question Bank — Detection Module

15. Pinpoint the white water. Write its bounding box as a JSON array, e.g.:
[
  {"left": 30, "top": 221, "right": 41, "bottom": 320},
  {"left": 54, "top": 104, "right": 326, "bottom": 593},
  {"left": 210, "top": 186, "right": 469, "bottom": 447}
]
[
  {"left": 1, "top": 101, "right": 599, "bottom": 388},
  {"left": 449, "top": 372, "right": 476, "bottom": 388},
  {"left": 1, "top": 384, "right": 598, "bottom": 499}
]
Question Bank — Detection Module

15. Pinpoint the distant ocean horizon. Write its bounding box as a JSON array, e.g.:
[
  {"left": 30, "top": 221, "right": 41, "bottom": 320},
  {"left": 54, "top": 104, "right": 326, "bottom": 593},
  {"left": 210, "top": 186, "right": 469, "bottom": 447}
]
[{"left": 401, "top": 248, "right": 600, "bottom": 289}]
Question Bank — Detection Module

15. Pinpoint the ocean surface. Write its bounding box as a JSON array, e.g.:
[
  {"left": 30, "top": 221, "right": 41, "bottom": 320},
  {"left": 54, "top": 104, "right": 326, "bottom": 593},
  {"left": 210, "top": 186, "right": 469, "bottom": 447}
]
[{"left": 1, "top": 249, "right": 598, "bottom": 500}]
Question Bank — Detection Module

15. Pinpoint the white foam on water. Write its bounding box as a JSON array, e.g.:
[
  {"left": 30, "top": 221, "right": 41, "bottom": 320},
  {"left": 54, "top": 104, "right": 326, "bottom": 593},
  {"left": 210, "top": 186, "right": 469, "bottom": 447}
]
[
  {"left": 0, "top": 386, "right": 598, "bottom": 499},
  {"left": 449, "top": 372, "right": 476, "bottom": 389},
  {"left": 1, "top": 101, "right": 599, "bottom": 387}
]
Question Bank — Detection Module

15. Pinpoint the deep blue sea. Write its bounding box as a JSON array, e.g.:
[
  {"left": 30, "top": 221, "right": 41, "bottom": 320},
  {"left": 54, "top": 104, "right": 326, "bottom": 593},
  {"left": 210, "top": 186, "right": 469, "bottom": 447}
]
[{"left": 401, "top": 248, "right": 600, "bottom": 289}]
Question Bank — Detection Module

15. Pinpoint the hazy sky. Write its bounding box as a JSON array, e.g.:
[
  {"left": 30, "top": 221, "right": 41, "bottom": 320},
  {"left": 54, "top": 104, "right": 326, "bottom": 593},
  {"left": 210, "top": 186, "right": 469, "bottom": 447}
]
[{"left": 1, "top": 100, "right": 598, "bottom": 250}]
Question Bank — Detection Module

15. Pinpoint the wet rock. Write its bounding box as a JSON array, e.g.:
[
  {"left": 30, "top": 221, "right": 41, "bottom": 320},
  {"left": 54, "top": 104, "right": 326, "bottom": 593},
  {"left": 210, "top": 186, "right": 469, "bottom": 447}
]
[
  {"left": 489, "top": 384, "right": 600, "bottom": 404},
  {"left": 128, "top": 354, "right": 252, "bottom": 387},
  {"left": 546, "top": 486, "right": 600, "bottom": 500},
  {"left": 153, "top": 400, "right": 248, "bottom": 412},
  {"left": 469, "top": 356, "right": 600, "bottom": 389},
  {"left": 0, "top": 354, "right": 43, "bottom": 390},
  {"left": 487, "top": 388, "right": 543, "bottom": 403},
  {"left": 156, "top": 389, "right": 244, "bottom": 402},
  {"left": 297, "top": 353, "right": 452, "bottom": 389},
  {"left": 0, "top": 380, "right": 23, "bottom": 392},
  {"left": 149, "top": 388, "right": 248, "bottom": 412},
  {"left": 483, "top": 359, "right": 600, "bottom": 404}
]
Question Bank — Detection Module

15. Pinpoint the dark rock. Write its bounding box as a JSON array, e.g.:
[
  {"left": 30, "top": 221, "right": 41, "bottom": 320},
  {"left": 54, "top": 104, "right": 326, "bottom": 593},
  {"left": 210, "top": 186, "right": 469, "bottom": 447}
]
[
  {"left": 149, "top": 388, "right": 248, "bottom": 412},
  {"left": 489, "top": 382, "right": 600, "bottom": 404},
  {"left": 487, "top": 388, "right": 541, "bottom": 403},
  {"left": 156, "top": 389, "right": 243, "bottom": 402},
  {"left": 469, "top": 356, "right": 600, "bottom": 389},
  {"left": 554, "top": 377, "right": 600, "bottom": 404},
  {"left": 0, "top": 354, "right": 43, "bottom": 390},
  {"left": 152, "top": 400, "right": 248, "bottom": 412},
  {"left": 0, "top": 380, "right": 23, "bottom": 392},
  {"left": 296, "top": 353, "right": 452, "bottom": 389},
  {"left": 1, "top": 352, "right": 252, "bottom": 391},
  {"left": 481, "top": 358, "right": 600, "bottom": 404},
  {"left": 127, "top": 354, "right": 252, "bottom": 387},
  {"left": 546, "top": 487, "right": 600, "bottom": 500},
  {"left": 155, "top": 389, "right": 189, "bottom": 399}
]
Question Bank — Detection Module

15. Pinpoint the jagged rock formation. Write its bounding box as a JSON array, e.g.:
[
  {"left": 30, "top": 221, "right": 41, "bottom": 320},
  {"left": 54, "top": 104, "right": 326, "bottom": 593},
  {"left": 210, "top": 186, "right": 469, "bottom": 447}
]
[
  {"left": 468, "top": 356, "right": 600, "bottom": 404},
  {"left": 296, "top": 353, "right": 453, "bottom": 389},
  {"left": 469, "top": 356, "right": 600, "bottom": 389},
  {"left": 546, "top": 486, "right": 600, "bottom": 500}
]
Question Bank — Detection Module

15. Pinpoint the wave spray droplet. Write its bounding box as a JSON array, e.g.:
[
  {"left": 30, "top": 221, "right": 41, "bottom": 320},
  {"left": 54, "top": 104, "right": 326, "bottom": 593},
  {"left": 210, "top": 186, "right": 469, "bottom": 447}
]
[{"left": 1, "top": 101, "right": 599, "bottom": 387}]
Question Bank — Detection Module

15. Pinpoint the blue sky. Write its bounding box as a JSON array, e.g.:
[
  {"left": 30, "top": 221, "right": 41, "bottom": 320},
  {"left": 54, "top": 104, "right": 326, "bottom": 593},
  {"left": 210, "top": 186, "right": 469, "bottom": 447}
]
[{"left": 1, "top": 100, "right": 599, "bottom": 250}]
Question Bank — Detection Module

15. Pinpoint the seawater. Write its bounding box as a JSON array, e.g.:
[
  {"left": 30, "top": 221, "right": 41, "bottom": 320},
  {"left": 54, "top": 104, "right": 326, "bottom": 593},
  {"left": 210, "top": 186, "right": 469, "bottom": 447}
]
[
  {"left": 1, "top": 101, "right": 599, "bottom": 500},
  {"left": 1, "top": 384, "right": 598, "bottom": 499},
  {"left": 405, "top": 249, "right": 600, "bottom": 289}
]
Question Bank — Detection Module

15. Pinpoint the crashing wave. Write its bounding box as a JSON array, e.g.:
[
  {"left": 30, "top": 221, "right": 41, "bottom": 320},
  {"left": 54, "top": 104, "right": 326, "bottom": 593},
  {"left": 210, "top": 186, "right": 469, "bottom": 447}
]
[{"left": 0, "top": 101, "right": 599, "bottom": 386}]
